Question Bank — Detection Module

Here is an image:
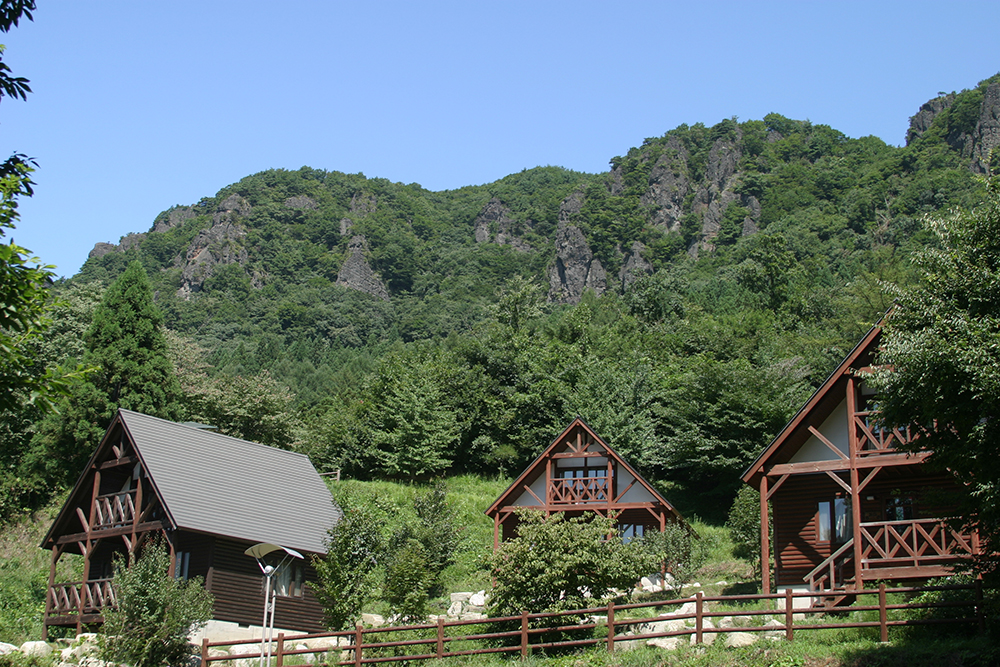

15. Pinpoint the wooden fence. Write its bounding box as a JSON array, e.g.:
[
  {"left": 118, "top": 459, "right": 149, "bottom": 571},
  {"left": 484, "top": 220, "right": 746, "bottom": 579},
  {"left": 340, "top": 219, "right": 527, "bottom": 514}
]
[{"left": 199, "top": 582, "right": 984, "bottom": 667}]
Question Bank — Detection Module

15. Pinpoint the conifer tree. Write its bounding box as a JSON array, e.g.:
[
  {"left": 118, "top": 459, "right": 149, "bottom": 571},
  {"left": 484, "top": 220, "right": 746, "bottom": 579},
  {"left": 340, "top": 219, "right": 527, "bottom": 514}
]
[{"left": 27, "top": 261, "right": 183, "bottom": 490}]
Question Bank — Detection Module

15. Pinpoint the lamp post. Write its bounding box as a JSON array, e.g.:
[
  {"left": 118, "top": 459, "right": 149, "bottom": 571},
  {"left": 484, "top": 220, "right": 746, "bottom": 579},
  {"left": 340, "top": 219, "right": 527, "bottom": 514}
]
[{"left": 245, "top": 543, "right": 303, "bottom": 667}]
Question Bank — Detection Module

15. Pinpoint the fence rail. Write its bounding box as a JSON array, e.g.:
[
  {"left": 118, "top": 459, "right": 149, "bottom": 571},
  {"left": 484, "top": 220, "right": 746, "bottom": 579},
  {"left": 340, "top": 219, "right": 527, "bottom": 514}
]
[{"left": 199, "top": 582, "right": 983, "bottom": 667}]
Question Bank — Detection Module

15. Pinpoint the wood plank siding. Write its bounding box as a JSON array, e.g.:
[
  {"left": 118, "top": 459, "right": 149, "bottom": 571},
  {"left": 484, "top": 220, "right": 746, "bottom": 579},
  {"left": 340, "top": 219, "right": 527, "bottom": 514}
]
[{"left": 208, "top": 538, "right": 326, "bottom": 633}]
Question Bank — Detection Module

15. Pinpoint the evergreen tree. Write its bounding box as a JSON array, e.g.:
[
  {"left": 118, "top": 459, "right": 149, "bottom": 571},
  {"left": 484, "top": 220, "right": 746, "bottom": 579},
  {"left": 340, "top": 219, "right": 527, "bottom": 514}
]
[{"left": 27, "top": 261, "right": 183, "bottom": 490}]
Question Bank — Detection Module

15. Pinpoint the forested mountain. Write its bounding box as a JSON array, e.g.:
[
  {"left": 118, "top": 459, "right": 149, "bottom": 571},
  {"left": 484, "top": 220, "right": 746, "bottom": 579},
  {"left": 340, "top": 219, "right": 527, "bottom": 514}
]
[{"left": 11, "top": 73, "right": 1000, "bottom": 520}]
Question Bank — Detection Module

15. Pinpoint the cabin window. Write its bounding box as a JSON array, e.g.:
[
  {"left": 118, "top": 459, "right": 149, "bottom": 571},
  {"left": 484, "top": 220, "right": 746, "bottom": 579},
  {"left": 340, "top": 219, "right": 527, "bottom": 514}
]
[
  {"left": 885, "top": 495, "right": 914, "bottom": 521},
  {"left": 276, "top": 563, "right": 304, "bottom": 597},
  {"left": 619, "top": 524, "right": 644, "bottom": 544},
  {"left": 818, "top": 498, "right": 851, "bottom": 543},
  {"left": 174, "top": 551, "right": 190, "bottom": 580}
]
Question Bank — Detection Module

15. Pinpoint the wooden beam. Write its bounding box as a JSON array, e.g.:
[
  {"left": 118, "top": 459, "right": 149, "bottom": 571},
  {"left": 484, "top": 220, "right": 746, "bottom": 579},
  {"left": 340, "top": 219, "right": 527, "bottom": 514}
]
[
  {"left": 56, "top": 520, "right": 170, "bottom": 545},
  {"left": 523, "top": 484, "right": 544, "bottom": 506},
  {"left": 808, "top": 425, "right": 848, "bottom": 460},
  {"left": 824, "top": 471, "right": 851, "bottom": 493},
  {"left": 858, "top": 467, "right": 881, "bottom": 492},
  {"left": 613, "top": 479, "right": 637, "bottom": 503},
  {"left": 99, "top": 456, "right": 139, "bottom": 470},
  {"left": 764, "top": 474, "right": 790, "bottom": 501},
  {"left": 767, "top": 451, "right": 930, "bottom": 476},
  {"left": 551, "top": 452, "right": 607, "bottom": 459}
]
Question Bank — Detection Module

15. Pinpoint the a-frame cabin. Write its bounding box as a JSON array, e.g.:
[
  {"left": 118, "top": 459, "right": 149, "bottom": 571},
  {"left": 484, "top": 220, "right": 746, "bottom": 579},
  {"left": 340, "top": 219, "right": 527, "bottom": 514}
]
[
  {"left": 486, "top": 418, "right": 683, "bottom": 547},
  {"left": 41, "top": 409, "right": 342, "bottom": 639},
  {"left": 741, "top": 323, "right": 980, "bottom": 601}
]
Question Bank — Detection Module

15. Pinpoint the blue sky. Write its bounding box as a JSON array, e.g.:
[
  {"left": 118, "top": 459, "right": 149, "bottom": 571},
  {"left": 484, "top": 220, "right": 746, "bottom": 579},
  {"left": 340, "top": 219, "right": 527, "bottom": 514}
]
[{"left": 3, "top": 1, "right": 999, "bottom": 277}]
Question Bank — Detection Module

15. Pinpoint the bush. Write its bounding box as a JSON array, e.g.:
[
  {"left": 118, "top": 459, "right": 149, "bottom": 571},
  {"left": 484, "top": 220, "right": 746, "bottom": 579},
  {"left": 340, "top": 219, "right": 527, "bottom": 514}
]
[
  {"left": 726, "top": 485, "right": 770, "bottom": 577},
  {"left": 98, "top": 538, "right": 213, "bottom": 667},
  {"left": 637, "top": 521, "right": 705, "bottom": 592},
  {"left": 487, "top": 510, "right": 653, "bottom": 618}
]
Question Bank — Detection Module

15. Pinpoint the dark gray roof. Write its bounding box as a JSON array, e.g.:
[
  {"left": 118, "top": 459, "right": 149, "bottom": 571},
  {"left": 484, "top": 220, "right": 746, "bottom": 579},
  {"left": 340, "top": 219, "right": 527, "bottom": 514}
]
[{"left": 119, "top": 410, "right": 341, "bottom": 555}]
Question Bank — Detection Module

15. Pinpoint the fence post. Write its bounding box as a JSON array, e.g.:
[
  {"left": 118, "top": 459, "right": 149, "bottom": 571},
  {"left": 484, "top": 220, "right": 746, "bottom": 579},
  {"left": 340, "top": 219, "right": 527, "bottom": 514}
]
[
  {"left": 695, "top": 591, "right": 703, "bottom": 645},
  {"left": 878, "top": 583, "right": 888, "bottom": 643},
  {"left": 785, "top": 587, "right": 793, "bottom": 641},
  {"left": 201, "top": 638, "right": 209, "bottom": 667},
  {"left": 276, "top": 633, "right": 284, "bottom": 667},
  {"left": 354, "top": 622, "right": 363, "bottom": 667},
  {"left": 437, "top": 617, "right": 445, "bottom": 658},
  {"left": 606, "top": 599, "right": 615, "bottom": 653},
  {"left": 975, "top": 579, "right": 985, "bottom": 634},
  {"left": 520, "top": 610, "right": 529, "bottom": 659}
]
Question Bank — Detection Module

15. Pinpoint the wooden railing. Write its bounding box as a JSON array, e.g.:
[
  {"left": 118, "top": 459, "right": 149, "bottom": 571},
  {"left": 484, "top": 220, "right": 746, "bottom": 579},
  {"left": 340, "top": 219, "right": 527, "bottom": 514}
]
[
  {"left": 199, "top": 583, "right": 983, "bottom": 667},
  {"left": 861, "top": 518, "right": 978, "bottom": 569},
  {"left": 93, "top": 490, "right": 137, "bottom": 529},
  {"left": 853, "top": 411, "right": 918, "bottom": 455},
  {"left": 805, "top": 518, "right": 978, "bottom": 592},
  {"left": 805, "top": 539, "right": 854, "bottom": 592},
  {"left": 47, "top": 578, "right": 116, "bottom": 616},
  {"left": 549, "top": 477, "right": 609, "bottom": 504}
]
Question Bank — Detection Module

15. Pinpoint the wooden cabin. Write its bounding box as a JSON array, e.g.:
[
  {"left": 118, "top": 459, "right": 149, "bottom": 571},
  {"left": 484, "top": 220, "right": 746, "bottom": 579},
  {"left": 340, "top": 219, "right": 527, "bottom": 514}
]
[
  {"left": 741, "top": 324, "right": 980, "bottom": 600},
  {"left": 41, "top": 409, "right": 342, "bottom": 638},
  {"left": 486, "top": 418, "right": 683, "bottom": 547}
]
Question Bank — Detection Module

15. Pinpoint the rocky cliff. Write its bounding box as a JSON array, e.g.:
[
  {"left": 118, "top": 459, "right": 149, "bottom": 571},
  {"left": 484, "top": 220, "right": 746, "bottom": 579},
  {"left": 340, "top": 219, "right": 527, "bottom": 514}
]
[{"left": 336, "top": 235, "right": 390, "bottom": 301}]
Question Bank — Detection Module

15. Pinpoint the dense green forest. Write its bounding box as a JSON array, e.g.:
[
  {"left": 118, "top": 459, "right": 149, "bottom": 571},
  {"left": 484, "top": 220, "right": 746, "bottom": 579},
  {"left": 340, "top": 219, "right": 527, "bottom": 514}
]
[{"left": 4, "top": 73, "right": 999, "bottom": 522}]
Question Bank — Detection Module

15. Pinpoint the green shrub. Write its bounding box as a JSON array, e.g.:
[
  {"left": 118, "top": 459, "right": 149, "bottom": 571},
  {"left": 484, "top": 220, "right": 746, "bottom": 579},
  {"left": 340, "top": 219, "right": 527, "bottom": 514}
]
[{"left": 98, "top": 539, "right": 213, "bottom": 667}]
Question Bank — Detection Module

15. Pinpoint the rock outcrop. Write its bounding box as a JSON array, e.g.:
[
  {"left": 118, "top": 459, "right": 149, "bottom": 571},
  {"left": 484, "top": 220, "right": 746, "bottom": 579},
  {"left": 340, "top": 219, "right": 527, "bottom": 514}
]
[
  {"left": 340, "top": 192, "right": 377, "bottom": 237},
  {"left": 336, "top": 235, "right": 390, "bottom": 301},
  {"left": 473, "top": 198, "right": 531, "bottom": 251},
  {"left": 619, "top": 241, "right": 652, "bottom": 290},
  {"left": 176, "top": 195, "right": 252, "bottom": 299},
  {"left": 548, "top": 223, "right": 606, "bottom": 304},
  {"left": 969, "top": 81, "right": 1000, "bottom": 173},
  {"left": 152, "top": 205, "right": 197, "bottom": 233},
  {"left": 906, "top": 93, "right": 956, "bottom": 144},
  {"left": 284, "top": 195, "right": 318, "bottom": 210}
]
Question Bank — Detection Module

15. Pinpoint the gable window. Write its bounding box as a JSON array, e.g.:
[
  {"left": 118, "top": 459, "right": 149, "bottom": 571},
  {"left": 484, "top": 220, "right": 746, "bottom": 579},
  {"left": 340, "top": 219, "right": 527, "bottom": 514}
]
[
  {"left": 818, "top": 498, "right": 850, "bottom": 543},
  {"left": 885, "top": 495, "right": 914, "bottom": 521}
]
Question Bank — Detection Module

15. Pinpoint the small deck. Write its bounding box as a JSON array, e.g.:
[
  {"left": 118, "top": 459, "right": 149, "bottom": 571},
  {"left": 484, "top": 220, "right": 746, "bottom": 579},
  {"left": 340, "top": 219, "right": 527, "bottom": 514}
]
[
  {"left": 44, "top": 578, "right": 115, "bottom": 631},
  {"left": 805, "top": 517, "right": 979, "bottom": 594}
]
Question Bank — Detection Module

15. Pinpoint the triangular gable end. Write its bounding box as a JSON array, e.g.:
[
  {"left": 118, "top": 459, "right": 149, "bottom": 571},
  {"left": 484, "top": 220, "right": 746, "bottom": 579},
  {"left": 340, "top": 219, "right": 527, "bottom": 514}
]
[
  {"left": 741, "top": 322, "right": 883, "bottom": 489},
  {"left": 40, "top": 411, "right": 173, "bottom": 551},
  {"left": 486, "top": 416, "right": 679, "bottom": 518}
]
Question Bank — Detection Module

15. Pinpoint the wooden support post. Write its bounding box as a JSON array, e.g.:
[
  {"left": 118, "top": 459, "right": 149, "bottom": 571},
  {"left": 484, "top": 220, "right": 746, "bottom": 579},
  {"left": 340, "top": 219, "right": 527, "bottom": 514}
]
[
  {"left": 436, "top": 617, "right": 445, "bottom": 658},
  {"left": 43, "top": 544, "right": 60, "bottom": 638},
  {"left": 785, "top": 588, "right": 793, "bottom": 641},
  {"left": 276, "top": 632, "right": 284, "bottom": 667},
  {"left": 760, "top": 475, "right": 771, "bottom": 595},
  {"left": 878, "top": 583, "right": 888, "bottom": 643},
  {"left": 201, "top": 638, "right": 208, "bottom": 667},
  {"left": 79, "top": 469, "right": 101, "bottom": 633},
  {"left": 354, "top": 623, "right": 363, "bottom": 667},
  {"left": 131, "top": 475, "right": 143, "bottom": 554},
  {"left": 606, "top": 600, "right": 615, "bottom": 652},
  {"left": 545, "top": 459, "right": 552, "bottom": 517},
  {"left": 520, "top": 609, "right": 529, "bottom": 659},
  {"left": 847, "top": 377, "right": 863, "bottom": 590},
  {"left": 976, "top": 579, "right": 985, "bottom": 634},
  {"left": 695, "top": 592, "right": 703, "bottom": 644},
  {"left": 493, "top": 514, "right": 500, "bottom": 551}
]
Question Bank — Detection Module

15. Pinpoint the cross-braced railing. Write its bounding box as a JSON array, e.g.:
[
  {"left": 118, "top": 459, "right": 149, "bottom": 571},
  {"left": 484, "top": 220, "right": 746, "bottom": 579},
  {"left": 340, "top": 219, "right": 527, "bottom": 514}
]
[
  {"left": 93, "top": 490, "right": 136, "bottom": 529},
  {"left": 853, "top": 411, "right": 918, "bottom": 455},
  {"left": 48, "top": 578, "right": 116, "bottom": 616},
  {"left": 860, "top": 518, "right": 977, "bottom": 569},
  {"left": 549, "top": 477, "right": 609, "bottom": 504}
]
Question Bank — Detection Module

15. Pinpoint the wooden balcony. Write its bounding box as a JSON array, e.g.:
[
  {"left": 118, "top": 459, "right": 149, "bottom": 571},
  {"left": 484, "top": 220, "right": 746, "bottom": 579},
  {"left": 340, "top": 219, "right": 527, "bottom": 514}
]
[
  {"left": 805, "top": 517, "right": 978, "bottom": 592},
  {"left": 47, "top": 578, "right": 116, "bottom": 621},
  {"left": 548, "top": 477, "right": 609, "bottom": 504},
  {"left": 93, "top": 490, "right": 137, "bottom": 530},
  {"left": 853, "top": 411, "right": 919, "bottom": 457}
]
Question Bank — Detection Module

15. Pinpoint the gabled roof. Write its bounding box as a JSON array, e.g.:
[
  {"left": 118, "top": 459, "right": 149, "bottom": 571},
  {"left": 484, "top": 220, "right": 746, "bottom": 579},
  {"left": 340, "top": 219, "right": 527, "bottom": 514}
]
[
  {"left": 44, "top": 409, "right": 341, "bottom": 555},
  {"left": 741, "top": 322, "right": 882, "bottom": 487},
  {"left": 485, "top": 416, "right": 680, "bottom": 518}
]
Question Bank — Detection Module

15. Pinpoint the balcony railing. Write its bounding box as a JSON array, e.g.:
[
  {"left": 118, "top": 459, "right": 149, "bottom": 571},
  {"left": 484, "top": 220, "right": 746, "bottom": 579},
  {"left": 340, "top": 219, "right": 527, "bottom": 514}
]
[
  {"left": 860, "top": 518, "right": 978, "bottom": 569},
  {"left": 48, "top": 578, "right": 116, "bottom": 616},
  {"left": 549, "top": 477, "right": 609, "bottom": 504},
  {"left": 805, "top": 517, "right": 977, "bottom": 592},
  {"left": 93, "top": 490, "right": 136, "bottom": 530},
  {"left": 853, "top": 411, "right": 918, "bottom": 456}
]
